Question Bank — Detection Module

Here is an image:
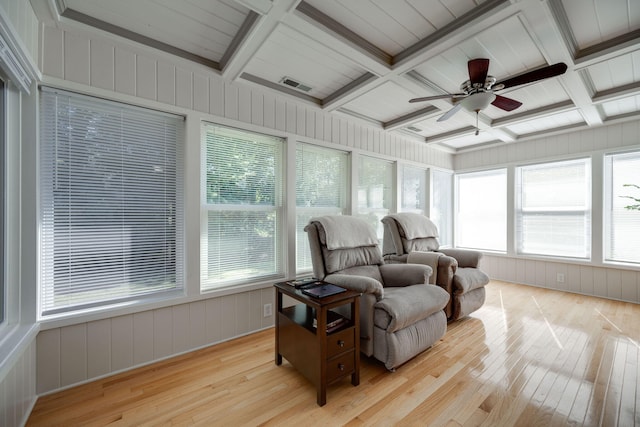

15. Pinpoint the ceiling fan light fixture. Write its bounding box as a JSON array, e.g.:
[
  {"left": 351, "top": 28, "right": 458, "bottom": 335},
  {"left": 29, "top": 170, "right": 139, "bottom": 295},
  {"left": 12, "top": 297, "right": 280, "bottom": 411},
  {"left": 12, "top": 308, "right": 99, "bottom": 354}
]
[{"left": 462, "top": 92, "right": 496, "bottom": 112}]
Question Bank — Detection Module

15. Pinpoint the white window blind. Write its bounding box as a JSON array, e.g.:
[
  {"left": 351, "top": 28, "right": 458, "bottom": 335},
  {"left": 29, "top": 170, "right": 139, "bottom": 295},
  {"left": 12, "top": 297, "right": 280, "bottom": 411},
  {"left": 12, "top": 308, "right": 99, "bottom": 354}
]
[
  {"left": 456, "top": 169, "right": 507, "bottom": 251},
  {"left": 605, "top": 151, "right": 640, "bottom": 264},
  {"left": 400, "top": 165, "right": 426, "bottom": 214},
  {"left": 432, "top": 169, "right": 453, "bottom": 247},
  {"left": 296, "top": 143, "right": 348, "bottom": 273},
  {"left": 40, "top": 88, "right": 184, "bottom": 316},
  {"left": 201, "top": 124, "right": 284, "bottom": 289},
  {"left": 516, "top": 159, "right": 591, "bottom": 258},
  {"left": 357, "top": 156, "right": 394, "bottom": 240}
]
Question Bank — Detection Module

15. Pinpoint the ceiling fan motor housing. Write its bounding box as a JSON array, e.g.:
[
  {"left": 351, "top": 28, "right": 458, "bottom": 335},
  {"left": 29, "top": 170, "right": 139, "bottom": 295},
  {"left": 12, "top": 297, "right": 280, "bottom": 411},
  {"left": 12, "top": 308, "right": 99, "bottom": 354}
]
[{"left": 460, "top": 76, "right": 497, "bottom": 94}]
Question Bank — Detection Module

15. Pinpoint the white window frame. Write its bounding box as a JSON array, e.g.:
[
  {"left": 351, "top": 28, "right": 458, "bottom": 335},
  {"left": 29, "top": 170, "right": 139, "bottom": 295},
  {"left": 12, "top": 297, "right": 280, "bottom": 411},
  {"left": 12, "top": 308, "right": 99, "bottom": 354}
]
[
  {"left": 39, "top": 88, "right": 185, "bottom": 318},
  {"left": 431, "top": 169, "right": 453, "bottom": 248},
  {"left": 515, "top": 158, "right": 591, "bottom": 259},
  {"left": 399, "top": 164, "right": 428, "bottom": 214},
  {"left": 295, "top": 143, "right": 349, "bottom": 274},
  {"left": 455, "top": 168, "right": 507, "bottom": 252},
  {"left": 604, "top": 150, "right": 640, "bottom": 265},
  {"left": 357, "top": 155, "right": 395, "bottom": 241},
  {"left": 200, "top": 123, "right": 285, "bottom": 290},
  {"left": 0, "top": 77, "right": 5, "bottom": 325}
]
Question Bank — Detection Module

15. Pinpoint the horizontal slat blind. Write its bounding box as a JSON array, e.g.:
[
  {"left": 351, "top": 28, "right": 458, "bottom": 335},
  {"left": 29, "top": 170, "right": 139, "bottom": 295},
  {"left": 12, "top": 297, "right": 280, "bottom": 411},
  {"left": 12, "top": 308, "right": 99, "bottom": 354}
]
[
  {"left": 400, "top": 165, "right": 427, "bottom": 214},
  {"left": 605, "top": 151, "right": 640, "bottom": 264},
  {"left": 516, "top": 158, "right": 591, "bottom": 258},
  {"left": 296, "top": 143, "right": 348, "bottom": 273},
  {"left": 357, "top": 156, "right": 394, "bottom": 241},
  {"left": 432, "top": 169, "right": 453, "bottom": 247},
  {"left": 201, "top": 124, "right": 284, "bottom": 289},
  {"left": 40, "top": 88, "right": 184, "bottom": 316}
]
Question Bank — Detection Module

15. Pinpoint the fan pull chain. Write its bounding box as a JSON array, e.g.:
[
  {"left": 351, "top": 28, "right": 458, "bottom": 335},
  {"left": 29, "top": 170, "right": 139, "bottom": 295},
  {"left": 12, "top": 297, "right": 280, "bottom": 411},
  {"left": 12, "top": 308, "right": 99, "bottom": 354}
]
[{"left": 475, "top": 111, "right": 479, "bottom": 136}]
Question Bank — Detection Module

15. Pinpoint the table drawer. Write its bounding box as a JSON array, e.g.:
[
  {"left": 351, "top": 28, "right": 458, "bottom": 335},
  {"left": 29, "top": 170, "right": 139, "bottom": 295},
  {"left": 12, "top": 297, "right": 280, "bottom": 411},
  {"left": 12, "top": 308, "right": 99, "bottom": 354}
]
[
  {"left": 327, "top": 328, "right": 354, "bottom": 358},
  {"left": 326, "top": 352, "right": 355, "bottom": 383}
]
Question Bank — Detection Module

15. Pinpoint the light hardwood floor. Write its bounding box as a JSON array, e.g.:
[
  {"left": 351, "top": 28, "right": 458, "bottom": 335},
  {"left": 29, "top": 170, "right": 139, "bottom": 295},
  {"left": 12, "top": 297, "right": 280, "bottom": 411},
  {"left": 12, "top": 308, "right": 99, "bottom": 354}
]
[{"left": 27, "top": 281, "right": 640, "bottom": 426}]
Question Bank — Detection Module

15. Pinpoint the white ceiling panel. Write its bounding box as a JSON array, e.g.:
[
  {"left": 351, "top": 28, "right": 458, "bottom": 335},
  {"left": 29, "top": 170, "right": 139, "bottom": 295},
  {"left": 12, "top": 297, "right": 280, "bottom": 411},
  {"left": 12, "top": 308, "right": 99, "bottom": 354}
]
[
  {"left": 586, "top": 50, "right": 640, "bottom": 93},
  {"left": 243, "top": 24, "right": 364, "bottom": 99},
  {"left": 601, "top": 94, "right": 640, "bottom": 118},
  {"left": 303, "top": 0, "right": 484, "bottom": 56},
  {"left": 505, "top": 110, "right": 585, "bottom": 136},
  {"left": 340, "top": 81, "right": 424, "bottom": 123},
  {"left": 63, "top": 0, "right": 249, "bottom": 61},
  {"left": 437, "top": 130, "right": 497, "bottom": 149},
  {"left": 411, "top": 110, "right": 476, "bottom": 137},
  {"left": 561, "top": 0, "right": 640, "bottom": 49}
]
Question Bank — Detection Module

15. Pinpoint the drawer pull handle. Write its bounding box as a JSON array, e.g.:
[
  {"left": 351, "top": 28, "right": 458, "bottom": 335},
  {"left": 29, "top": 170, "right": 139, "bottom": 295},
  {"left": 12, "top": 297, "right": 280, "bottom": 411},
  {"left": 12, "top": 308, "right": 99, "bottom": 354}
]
[
  {"left": 337, "top": 340, "right": 345, "bottom": 347},
  {"left": 338, "top": 363, "right": 345, "bottom": 371}
]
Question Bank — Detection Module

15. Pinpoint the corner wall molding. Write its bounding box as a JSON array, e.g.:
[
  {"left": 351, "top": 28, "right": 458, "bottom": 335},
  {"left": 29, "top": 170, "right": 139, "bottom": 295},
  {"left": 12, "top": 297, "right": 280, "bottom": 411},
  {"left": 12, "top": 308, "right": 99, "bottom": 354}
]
[{"left": 0, "top": 9, "right": 37, "bottom": 93}]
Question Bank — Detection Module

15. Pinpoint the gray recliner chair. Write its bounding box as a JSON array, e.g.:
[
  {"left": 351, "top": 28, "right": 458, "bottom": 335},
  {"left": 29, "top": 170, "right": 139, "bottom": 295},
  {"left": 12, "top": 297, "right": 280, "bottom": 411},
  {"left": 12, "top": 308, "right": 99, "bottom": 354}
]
[
  {"left": 304, "top": 215, "right": 449, "bottom": 371},
  {"left": 381, "top": 213, "right": 489, "bottom": 321}
]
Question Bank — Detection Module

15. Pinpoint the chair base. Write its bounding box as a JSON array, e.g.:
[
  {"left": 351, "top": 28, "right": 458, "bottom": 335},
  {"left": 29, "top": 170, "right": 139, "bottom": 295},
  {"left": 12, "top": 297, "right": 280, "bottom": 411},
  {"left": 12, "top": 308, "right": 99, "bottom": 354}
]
[
  {"left": 373, "top": 309, "right": 447, "bottom": 370},
  {"left": 451, "top": 286, "right": 486, "bottom": 321}
]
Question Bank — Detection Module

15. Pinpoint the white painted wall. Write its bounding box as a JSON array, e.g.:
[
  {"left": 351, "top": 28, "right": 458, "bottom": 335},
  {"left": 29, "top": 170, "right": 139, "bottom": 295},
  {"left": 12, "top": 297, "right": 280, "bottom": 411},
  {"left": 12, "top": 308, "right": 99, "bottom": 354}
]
[
  {"left": 456, "top": 121, "right": 640, "bottom": 303},
  {"left": 32, "top": 20, "right": 454, "bottom": 397}
]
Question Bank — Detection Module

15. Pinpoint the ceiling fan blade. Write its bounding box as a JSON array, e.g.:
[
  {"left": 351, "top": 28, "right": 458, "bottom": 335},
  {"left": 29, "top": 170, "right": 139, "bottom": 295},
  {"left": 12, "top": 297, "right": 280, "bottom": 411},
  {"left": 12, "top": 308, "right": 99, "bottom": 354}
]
[
  {"left": 491, "top": 95, "right": 522, "bottom": 111},
  {"left": 468, "top": 58, "right": 490, "bottom": 85},
  {"left": 436, "top": 103, "right": 462, "bottom": 122},
  {"left": 496, "top": 62, "right": 568, "bottom": 90},
  {"left": 409, "top": 94, "right": 463, "bottom": 103}
]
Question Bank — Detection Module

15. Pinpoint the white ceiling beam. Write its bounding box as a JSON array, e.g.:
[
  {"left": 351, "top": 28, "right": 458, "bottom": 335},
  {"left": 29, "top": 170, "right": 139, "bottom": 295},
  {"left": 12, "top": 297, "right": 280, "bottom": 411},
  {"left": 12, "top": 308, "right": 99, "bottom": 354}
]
[
  {"left": 232, "top": 0, "right": 273, "bottom": 15},
  {"left": 222, "top": 0, "right": 302, "bottom": 81},
  {"left": 535, "top": 0, "right": 603, "bottom": 126}
]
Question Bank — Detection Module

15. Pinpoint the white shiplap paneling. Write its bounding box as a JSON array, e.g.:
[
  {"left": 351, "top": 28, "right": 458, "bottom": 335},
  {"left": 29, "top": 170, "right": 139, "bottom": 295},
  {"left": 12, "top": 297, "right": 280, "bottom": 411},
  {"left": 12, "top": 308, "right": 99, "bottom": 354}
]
[{"left": 483, "top": 255, "right": 640, "bottom": 304}]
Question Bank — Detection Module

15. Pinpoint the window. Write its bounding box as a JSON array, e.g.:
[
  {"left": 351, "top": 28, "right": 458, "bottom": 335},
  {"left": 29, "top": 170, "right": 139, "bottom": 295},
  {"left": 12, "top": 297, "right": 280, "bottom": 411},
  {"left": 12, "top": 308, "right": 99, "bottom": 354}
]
[
  {"left": 296, "top": 143, "right": 348, "bottom": 273},
  {"left": 357, "top": 156, "right": 394, "bottom": 240},
  {"left": 456, "top": 169, "right": 507, "bottom": 251},
  {"left": 432, "top": 169, "right": 453, "bottom": 247},
  {"left": 400, "top": 165, "right": 427, "bottom": 214},
  {"left": 39, "top": 88, "right": 184, "bottom": 317},
  {"left": 516, "top": 159, "right": 591, "bottom": 258},
  {"left": 201, "top": 124, "right": 284, "bottom": 289},
  {"left": 605, "top": 151, "right": 640, "bottom": 264},
  {"left": 0, "top": 78, "right": 4, "bottom": 324}
]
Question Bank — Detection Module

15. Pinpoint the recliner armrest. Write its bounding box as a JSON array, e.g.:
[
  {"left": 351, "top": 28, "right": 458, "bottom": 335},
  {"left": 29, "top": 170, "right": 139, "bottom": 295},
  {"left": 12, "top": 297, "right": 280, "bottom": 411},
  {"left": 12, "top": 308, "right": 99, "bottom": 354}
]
[
  {"left": 379, "top": 263, "right": 432, "bottom": 287},
  {"left": 439, "top": 248, "right": 483, "bottom": 268},
  {"left": 324, "top": 273, "right": 384, "bottom": 300}
]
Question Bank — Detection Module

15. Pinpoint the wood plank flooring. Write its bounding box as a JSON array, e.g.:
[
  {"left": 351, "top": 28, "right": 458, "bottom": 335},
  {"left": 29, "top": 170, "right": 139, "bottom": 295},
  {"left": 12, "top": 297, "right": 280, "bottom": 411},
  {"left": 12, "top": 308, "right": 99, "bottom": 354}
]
[{"left": 27, "top": 281, "right": 640, "bottom": 426}]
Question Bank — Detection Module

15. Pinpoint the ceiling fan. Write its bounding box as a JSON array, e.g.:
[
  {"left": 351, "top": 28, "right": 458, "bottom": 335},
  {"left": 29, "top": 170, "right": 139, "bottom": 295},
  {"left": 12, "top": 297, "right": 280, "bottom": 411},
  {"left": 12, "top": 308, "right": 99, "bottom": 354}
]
[{"left": 409, "top": 58, "right": 568, "bottom": 133}]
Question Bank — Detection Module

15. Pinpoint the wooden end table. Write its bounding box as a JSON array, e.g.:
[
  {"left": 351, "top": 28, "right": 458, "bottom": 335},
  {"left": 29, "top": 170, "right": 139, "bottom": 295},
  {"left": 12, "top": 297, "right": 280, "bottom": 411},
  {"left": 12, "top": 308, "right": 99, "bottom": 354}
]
[{"left": 274, "top": 281, "right": 360, "bottom": 406}]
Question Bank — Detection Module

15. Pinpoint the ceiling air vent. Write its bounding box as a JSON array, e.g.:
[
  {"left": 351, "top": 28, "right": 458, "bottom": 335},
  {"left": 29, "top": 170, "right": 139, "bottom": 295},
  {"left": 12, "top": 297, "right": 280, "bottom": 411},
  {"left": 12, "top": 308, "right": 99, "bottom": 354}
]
[
  {"left": 280, "top": 76, "right": 312, "bottom": 92},
  {"left": 406, "top": 125, "right": 423, "bottom": 133}
]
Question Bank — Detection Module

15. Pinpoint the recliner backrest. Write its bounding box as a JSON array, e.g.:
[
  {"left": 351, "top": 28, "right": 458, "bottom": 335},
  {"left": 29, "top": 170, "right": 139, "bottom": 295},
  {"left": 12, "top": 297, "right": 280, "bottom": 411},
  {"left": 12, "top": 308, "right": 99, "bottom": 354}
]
[
  {"left": 382, "top": 213, "right": 440, "bottom": 256},
  {"left": 304, "top": 216, "right": 383, "bottom": 279}
]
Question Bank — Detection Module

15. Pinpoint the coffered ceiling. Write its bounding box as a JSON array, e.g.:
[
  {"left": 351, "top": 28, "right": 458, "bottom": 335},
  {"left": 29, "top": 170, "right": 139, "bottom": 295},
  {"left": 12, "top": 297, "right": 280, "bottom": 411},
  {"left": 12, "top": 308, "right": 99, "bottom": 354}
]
[{"left": 40, "top": 0, "right": 640, "bottom": 152}]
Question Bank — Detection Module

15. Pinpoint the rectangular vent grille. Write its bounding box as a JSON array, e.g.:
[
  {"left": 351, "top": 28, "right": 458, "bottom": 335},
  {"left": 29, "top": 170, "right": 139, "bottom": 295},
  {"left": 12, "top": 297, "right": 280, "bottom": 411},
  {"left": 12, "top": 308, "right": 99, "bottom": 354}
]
[
  {"left": 407, "top": 126, "right": 422, "bottom": 132},
  {"left": 280, "top": 76, "right": 312, "bottom": 92}
]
